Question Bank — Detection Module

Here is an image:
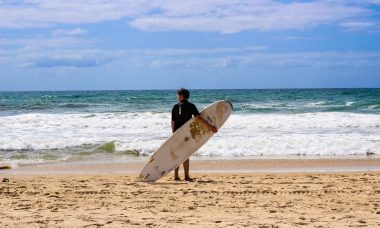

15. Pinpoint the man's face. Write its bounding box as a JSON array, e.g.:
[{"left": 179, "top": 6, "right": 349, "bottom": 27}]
[{"left": 178, "top": 94, "right": 184, "bottom": 102}]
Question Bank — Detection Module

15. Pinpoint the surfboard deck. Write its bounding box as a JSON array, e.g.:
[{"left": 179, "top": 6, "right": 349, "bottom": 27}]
[{"left": 139, "top": 100, "right": 233, "bottom": 182}]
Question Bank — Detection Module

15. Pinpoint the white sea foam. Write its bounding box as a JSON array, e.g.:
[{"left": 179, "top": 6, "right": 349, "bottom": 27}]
[
  {"left": 1, "top": 112, "right": 379, "bottom": 162},
  {"left": 345, "top": 101, "right": 355, "bottom": 106},
  {"left": 369, "top": 105, "right": 379, "bottom": 110},
  {"left": 305, "top": 101, "right": 326, "bottom": 107}
]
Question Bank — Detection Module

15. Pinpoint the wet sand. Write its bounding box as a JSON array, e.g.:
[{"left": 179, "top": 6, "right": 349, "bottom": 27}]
[
  {"left": 3, "top": 157, "right": 380, "bottom": 175},
  {"left": 1, "top": 159, "right": 380, "bottom": 227}
]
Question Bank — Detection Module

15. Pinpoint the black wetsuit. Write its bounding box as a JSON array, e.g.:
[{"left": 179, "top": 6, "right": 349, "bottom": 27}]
[{"left": 171, "top": 100, "right": 199, "bottom": 132}]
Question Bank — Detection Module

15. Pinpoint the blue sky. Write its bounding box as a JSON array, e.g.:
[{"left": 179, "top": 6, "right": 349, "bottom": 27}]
[{"left": 1, "top": 0, "right": 380, "bottom": 91}]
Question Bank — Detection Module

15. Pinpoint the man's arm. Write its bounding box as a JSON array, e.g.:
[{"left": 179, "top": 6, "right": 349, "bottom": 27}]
[
  {"left": 171, "top": 105, "right": 176, "bottom": 133},
  {"left": 196, "top": 116, "right": 218, "bottom": 133}
]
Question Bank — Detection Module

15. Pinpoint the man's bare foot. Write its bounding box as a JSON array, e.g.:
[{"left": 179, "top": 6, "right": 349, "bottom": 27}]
[
  {"left": 174, "top": 177, "right": 181, "bottom": 181},
  {"left": 185, "top": 177, "right": 194, "bottom": 182}
]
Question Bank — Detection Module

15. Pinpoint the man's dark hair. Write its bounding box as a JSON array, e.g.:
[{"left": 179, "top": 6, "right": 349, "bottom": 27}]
[{"left": 177, "top": 88, "right": 190, "bottom": 99}]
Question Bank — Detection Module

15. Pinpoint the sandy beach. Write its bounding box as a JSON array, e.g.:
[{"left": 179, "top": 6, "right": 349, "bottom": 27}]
[{"left": 1, "top": 159, "right": 380, "bottom": 227}]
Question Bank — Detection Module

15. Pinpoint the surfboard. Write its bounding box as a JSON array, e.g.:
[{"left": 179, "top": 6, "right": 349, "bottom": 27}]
[{"left": 139, "top": 100, "right": 233, "bottom": 182}]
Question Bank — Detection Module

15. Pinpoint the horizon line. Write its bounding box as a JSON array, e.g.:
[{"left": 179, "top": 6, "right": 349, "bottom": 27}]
[{"left": 1, "top": 87, "right": 380, "bottom": 92}]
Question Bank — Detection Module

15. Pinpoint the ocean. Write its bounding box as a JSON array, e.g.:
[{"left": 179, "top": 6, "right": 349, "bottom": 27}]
[{"left": 1, "top": 89, "right": 379, "bottom": 166}]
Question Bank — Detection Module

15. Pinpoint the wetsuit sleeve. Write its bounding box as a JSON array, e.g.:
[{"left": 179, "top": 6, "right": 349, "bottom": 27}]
[
  {"left": 193, "top": 104, "right": 200, "bottom": 117},
  {"left": 172, "top": 105, "right": 177, "bottom": 121}
]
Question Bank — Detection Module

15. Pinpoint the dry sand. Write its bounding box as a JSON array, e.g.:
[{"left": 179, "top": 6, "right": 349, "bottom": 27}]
[{"left": 1, "top": 160, "right": 380, "bottom": 227}]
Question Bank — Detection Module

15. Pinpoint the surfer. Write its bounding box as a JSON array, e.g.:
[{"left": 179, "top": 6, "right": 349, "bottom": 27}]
[{"left": 172, "top": 88, "right": 218, "bottom": 181}]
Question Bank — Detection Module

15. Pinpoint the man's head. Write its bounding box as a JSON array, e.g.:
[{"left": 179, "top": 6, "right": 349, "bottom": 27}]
[{"left": 177, "top": 88, "right": 190, "bottom": 101}]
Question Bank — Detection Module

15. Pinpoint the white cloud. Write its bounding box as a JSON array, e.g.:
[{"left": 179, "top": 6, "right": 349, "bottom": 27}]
[
  {"left": 0, "top": 46, "right": 125, "bottom": 68},
  {"left": 272, "top": 36, "right": 325, "bottom": 40},
  {"left": 29, "top": 56, "right": 104, "bottom": 68},
  {"left": 149, "top": 51, "right": 380, "bottom": 69},
  {"left": 0, "top": 0, "right": 378, "bottom": 33},
  {"left": 0, "top": 37, "right": 91, "bottom": 49},
  {"left": 131, "top": 1, "right": 371, "bottom": 33},
  {"left": 0, "top": 0, "right": 156, "bottom": 28},
  {"left": 51, "top": 28, "right": 87, "bottom": 37},
  {"left": 1, "top": 42, "right": 380, "bottom": 70},
  {"left": 340, "top": 21, "right": 377, "bottom": 31},
  {"left": 150, "top": 58, "right": 236, "bottom": 69},
  {"left": 125, "top": 46, "right": 268, "bottom": 56},
  {"left": 24, "top": 49, "right": 125, "bottom": 68},
  {"left": 345, "top": 0, "right": 380, "bottom": 5},
  {"left": 0, "top": 46, "right": 267, "bottom": 68}
]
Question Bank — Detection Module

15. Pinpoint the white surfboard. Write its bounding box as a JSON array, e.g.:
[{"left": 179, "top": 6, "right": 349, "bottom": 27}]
[{"left": 139, "top": 100, "right": 233, "bottom": 182}]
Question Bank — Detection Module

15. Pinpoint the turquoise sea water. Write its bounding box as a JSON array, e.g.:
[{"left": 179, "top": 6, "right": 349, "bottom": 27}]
[
  {"left": 1, "top": 89, "right": 379, "bottom": 115},
  {"left": 1, "top": 89, "right": 379, "bottom": 165}
]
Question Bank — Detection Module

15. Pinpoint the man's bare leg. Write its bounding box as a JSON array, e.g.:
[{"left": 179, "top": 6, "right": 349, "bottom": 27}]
[
  {"left": 174, "top": 166, "right": 180, "bottom": 181},
  {"left": 184, "top": 159, "right": 193, "bottom": 181}
]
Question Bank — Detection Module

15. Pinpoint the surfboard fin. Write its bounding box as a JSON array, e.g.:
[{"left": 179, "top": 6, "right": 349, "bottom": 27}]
[
  {"left": 225, "top": 100, "right": 233, "bottom": 110},
  {"left": 139, "top": 173, "right": 150, "bottom": 181}
]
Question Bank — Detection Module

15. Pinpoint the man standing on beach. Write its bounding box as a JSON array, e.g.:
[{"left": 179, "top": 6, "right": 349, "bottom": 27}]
[{"left": 171, "top": 88, "right": 217, "bottom": 181}]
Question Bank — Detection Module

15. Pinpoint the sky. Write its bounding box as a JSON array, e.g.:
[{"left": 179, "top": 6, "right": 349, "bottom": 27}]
[{"left": 0, "top": 0, "right": 380, "bottom": 91}]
